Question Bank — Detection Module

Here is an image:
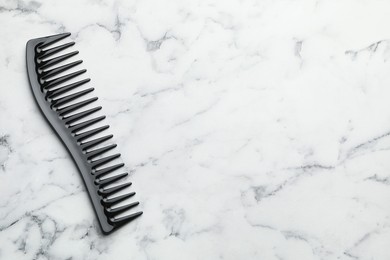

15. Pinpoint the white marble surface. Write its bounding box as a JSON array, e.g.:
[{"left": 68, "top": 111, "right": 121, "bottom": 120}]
[{"left": 1, "top": 0, "right": 390, "bottom": 259}]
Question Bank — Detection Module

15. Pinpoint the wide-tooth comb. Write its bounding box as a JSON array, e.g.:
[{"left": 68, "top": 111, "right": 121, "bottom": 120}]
[{"left": 26, "top": 33, "right": 142, "bottom": 234}]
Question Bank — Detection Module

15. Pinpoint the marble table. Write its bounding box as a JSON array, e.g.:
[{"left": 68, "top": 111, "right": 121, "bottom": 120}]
[{"left": 1, "top": 0, "right": 390, "bottom": 259}]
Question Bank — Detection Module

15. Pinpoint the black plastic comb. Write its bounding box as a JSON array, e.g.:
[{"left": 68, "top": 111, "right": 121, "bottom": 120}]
[{"left": 26, "top": 33, "right": 142, "bottom": 234}]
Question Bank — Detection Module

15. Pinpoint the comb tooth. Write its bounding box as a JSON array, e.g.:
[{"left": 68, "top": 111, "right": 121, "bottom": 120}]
[
  {"left": 106, "top": 202, "right": 139, "bottom": 215},
  {"left": 109, "top": 211, "right": 143, "bottom": 225},
  {"left": 102, "top": 192, "right": 136, "bottom": 205},
  {"left": 91, "top": 153, "right": 121, "bottom": 168},
  {"left": 47, "top": 78, "right": 90, "bottom": 99},
  {"left": 39, "top": 51, "right": 79, "bottom": 70},
  {"left": 43, "top": 69, "right": 87, "bottom": 89},
  {"left": 98, "top": 182, "right": 132, "bottom": 195},
  {"left": 70, "top": 116, "right": 106, "bottom": 133},
  {"left": 87, "top": 144, "right": 117, "bottom": 160},
  {"left": 95, "top": 172, "right": 127, "bottom": 186},
  {"left": 64, "top": 106, "right": 102, "bottom": 124},
  {"left": 38, "top": 42, "right": 75, "bottom": 59},
  {"left": 58, "top": 97, "right": 98, "bottom": 115},
  {"left": 38, "top": 32, "right": 71, "bottom": 49},
  {"left": 76, "top": 125, "right": 109, "bottom": 142},
  {"left": 41, "top": 60, "right": 82, "bottom": 79},
  {"left": 53, "top": 88, "right": 94, "bottom": 107},
  {"left": 94, "top": 163, "right": 124, "bottom": 177},
  {"left": 80, "top": 134, "right": 113, "bottom": 150}
]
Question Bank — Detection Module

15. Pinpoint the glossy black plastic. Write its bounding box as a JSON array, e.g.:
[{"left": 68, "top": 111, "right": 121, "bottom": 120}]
[{"left": 26, "top": 32, "right": 142, "bottom": 234}]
